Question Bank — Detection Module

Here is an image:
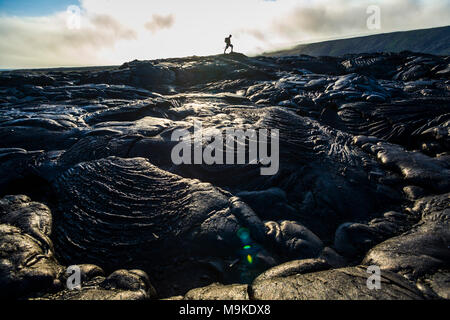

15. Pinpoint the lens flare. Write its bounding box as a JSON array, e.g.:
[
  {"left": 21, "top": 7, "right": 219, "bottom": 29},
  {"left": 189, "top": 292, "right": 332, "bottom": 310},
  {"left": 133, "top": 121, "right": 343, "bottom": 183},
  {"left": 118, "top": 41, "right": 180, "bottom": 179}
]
[
  {"left": 237, "top": 228, "right": 250, "bottom": 243},
  {"left": 247, "top": 254, "right": 253, "bottom": 264}
]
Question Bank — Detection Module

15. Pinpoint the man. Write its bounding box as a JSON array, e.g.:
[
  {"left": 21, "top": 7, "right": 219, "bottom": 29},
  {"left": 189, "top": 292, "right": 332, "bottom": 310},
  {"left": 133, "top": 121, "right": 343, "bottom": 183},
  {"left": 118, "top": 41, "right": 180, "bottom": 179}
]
[{"left": 224, "top": 35, "right": 233, "bottom": 54}]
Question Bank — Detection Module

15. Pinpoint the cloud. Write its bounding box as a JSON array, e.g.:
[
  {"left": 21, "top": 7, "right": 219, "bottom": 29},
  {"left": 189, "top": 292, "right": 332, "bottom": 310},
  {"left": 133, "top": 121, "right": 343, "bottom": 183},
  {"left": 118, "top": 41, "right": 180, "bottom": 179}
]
[
  {"left": 242, "top": 29, "right": 268, "bottom": 42},
  {"left": 273, "top": 4, "right": 362, "bottom": 38},
  {"left": 0, "top": 0, "right": 448, "bottom": 68},
  {"left": 144, "top": 14, "right": 175, "bottom": 33},
  {"left": 91, "top": 14, "right": 137, "bottom": 39},
  {"left": 269, "top": 0, "right": 450, "bottom": 42},
  {"left": 0, "top": 12, "right": 137, "bottom": 68}
]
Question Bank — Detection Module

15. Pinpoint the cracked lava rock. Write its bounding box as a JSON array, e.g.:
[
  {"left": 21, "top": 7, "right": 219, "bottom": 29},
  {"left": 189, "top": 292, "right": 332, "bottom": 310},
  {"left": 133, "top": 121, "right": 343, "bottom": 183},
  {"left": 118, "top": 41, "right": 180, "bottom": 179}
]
[{"left": 0, "top": 52, "right": 449, "bottom": 300}]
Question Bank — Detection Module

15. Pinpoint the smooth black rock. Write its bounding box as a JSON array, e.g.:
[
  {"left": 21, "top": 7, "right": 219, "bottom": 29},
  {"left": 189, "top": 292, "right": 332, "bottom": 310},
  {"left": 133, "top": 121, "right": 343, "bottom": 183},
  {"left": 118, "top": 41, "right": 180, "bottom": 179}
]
[
  {"left": 363, "top": 193, "right": 450, "bottom": 280},
  {"left": 250, "top": 266, "right": 425, "bottom": 300},
  {"left": 0, "top": 195, "right": 62, "bottom": 298},
  {"left": 1, "top": 51, "right": 449, "bottom": 300}
]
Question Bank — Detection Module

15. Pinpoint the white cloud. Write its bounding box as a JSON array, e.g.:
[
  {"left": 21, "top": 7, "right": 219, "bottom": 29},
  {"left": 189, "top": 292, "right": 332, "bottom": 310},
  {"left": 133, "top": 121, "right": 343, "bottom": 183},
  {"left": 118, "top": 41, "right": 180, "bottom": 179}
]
[
  {"left": 269, "top": 0, "right": 450, "bottom": 43},
  {"left": 0, "top": 0, "right": 448, "bottom": 68},
  {"left": 145, "top": 14, "right": 175, "bottom": 33},
  {"left": 0, "top": 11, "right": 136, "bottom": 68}
]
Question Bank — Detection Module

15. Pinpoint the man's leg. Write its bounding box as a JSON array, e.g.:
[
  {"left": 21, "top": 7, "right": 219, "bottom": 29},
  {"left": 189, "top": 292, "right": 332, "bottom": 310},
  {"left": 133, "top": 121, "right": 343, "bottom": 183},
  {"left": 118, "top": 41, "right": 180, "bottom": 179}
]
[{"left": 230, "top": 44, "right": 233, "bottom": 53}]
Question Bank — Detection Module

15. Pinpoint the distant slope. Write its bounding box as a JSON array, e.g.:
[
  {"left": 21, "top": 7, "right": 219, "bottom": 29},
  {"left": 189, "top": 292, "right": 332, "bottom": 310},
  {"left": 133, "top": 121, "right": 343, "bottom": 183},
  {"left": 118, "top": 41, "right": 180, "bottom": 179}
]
[{"left": 266, "top": 26, "right": 450, "bottom": 57}]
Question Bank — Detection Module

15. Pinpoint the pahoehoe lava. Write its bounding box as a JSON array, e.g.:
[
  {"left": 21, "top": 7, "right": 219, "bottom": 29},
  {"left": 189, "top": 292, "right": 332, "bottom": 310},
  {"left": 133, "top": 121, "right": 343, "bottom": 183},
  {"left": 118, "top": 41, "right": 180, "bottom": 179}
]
[{"left": 0, "top": 52, "right": 449, "bottom": 300}]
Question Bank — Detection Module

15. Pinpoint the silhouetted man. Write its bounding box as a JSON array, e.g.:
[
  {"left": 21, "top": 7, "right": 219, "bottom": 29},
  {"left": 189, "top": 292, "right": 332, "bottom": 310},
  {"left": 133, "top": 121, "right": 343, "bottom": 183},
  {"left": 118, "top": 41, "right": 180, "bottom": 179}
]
[{"left": 224, "top": 35, "right": 233, "bottom": 54}]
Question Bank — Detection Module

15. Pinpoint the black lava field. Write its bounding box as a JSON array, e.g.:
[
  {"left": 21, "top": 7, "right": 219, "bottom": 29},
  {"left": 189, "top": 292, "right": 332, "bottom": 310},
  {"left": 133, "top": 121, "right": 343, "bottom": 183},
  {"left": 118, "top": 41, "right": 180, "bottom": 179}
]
[{"left": 0, "top": 52, "right": 449, "bottom": 300}]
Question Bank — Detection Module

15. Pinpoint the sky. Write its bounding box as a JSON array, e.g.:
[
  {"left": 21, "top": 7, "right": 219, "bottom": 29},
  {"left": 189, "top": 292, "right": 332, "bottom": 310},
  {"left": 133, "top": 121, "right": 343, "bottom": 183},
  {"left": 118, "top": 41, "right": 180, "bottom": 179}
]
[{"left": 0, "top": 0, "right": 449, "bottom": 68}]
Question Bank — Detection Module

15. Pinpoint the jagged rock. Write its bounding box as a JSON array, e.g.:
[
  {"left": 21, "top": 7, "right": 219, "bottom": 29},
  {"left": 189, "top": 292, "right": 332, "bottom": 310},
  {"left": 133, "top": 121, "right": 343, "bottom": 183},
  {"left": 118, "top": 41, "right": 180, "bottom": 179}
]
[
  {"left": 374, "top": 142, "right": 450, "bottom": 192},
  {"left": 353, "top": 137, "right": 450, "bottom": 192},
  {"left": 334, "top": 211, "right": 414, "bottom": 258},
  {"left": 236, "top": 188, "right": 297, "bottom": 221},
  {"left": 409, "top": 193, "right": 450, "bottom": 218},
  {"left": 341, "top": 53, "right": 406, "bottom": 79},
  {"left": 416, "top": 271, "right": 450, "bottom": 299},
  {"left": 250, "top": 266, "right": 424, "bottom": 300},
  {"left": 339, "top": 98, "right": 450, "bottom": 152},
  {"left": 40, "top": 287, "right": 148, "bottom": 300},
  {"left": 318, "top": 247, "right": 347, "bottom": 268},
  {"left": 0, "top": 195, "right": 52, "bottom": 247},
  {"left": 184, "top": 283, "right": 249, "bottom": 300},
  {"left": 101, "top": 269, "right": 156, "bottom": 298},
  {"left": 1, "top": 51, "right": 449, "bottom": 300},
  {"left": 363, "top": 194, "right": 450, "bottom": 280},
  {"left": 393, "top": 55, "right": 443, "bottom": 81},
  {"left": 37, "top": 269, "right": 155, "bottom": 300},
  {"left": 59, "top": 264, "right": 105, "bottom": 286},
  {"left": 52, "top": 156, "right": 271, "bottom": 296},
  {"left": 77, "top": 264, "right": 105, "bottom": 283},
  {"left": 0, "top": 195, "right": 62, "bottom": 298},
  {"left": 254, "top": 259, "right": 330, "bottom": 282},
  {"left": 0, "top": 224, "right": 61, "bottom": 298},
  {"left": 0, "top": 150, "right": 46, "bottom": 201},
  {"left": 264, "top": 220, "right": 323, "bottom": 260},
  {"left": 403, "top": 186, "right": 426, "bottom": 200},
  {"left": 0, "top": 74, "right": 55, "bottom": 87}
]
